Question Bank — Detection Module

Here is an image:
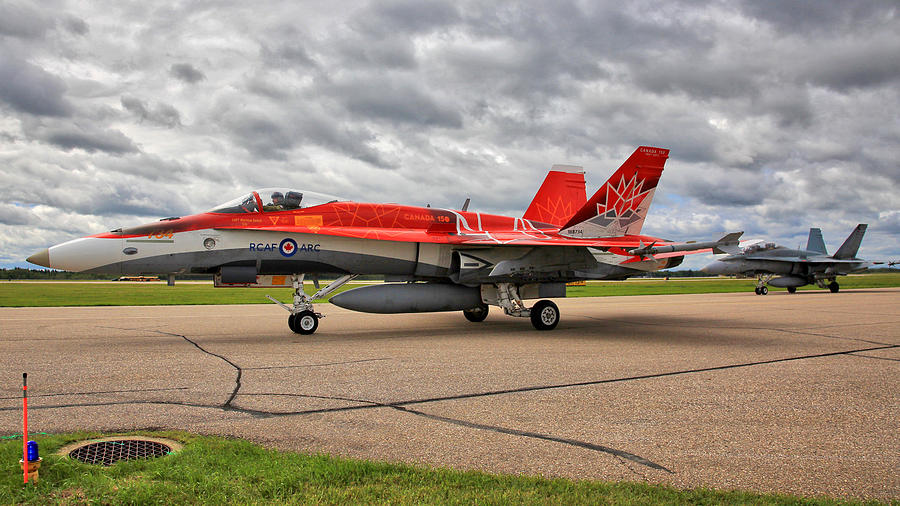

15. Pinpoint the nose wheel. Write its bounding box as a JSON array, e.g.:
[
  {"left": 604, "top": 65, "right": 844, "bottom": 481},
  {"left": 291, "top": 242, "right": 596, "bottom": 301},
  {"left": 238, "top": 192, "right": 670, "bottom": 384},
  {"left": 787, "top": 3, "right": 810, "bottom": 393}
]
[
  {"left": 288, "top": 311, "right": 319, "bottom": 335},
  {"left": 754, "top": 274, "right": 772, "bottom": 295},
  {"left": 268, "top": 274, "right": 357, "bottom": 335}
]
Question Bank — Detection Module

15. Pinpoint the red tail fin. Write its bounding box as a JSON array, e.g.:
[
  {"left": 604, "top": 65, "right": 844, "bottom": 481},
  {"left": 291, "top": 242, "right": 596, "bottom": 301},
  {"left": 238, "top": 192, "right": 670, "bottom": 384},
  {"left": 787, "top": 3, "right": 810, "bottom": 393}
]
[
  {"left": 560, "top": 146, "right": 668, "bottom": 237},
  {"left": 522, "top": 166, "right": 587, "bottom": 227}
]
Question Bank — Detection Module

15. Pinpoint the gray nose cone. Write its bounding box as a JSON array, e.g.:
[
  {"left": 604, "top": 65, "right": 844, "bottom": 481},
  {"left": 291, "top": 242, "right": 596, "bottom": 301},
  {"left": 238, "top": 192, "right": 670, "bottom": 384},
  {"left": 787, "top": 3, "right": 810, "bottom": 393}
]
[
  {"left": 700, "top": 261, "right": 722, "bottom": 275},
  {"left": 27, "top": 249, "right": 50, "bottom": 268}
]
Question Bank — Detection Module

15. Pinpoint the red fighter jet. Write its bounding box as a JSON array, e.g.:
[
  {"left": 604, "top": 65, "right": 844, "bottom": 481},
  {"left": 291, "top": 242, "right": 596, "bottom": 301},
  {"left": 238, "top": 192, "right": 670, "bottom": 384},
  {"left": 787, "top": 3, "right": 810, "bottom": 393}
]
[{"left": 28, "top": 146, "right": 740, "bottom": 334}]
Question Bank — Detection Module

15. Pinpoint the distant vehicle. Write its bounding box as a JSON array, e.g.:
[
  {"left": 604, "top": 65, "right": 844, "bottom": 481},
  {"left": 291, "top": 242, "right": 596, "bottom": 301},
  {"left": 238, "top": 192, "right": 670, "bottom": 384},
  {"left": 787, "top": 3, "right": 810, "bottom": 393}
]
[
  {"left": 28, "top": 146, "right": 739, "bottom": 334},
  {"left": 701, "top": 225, "right": 871, "bottom": 294},
  {"left": 115, "top": 276, "right": 159, "bottom": 282}
]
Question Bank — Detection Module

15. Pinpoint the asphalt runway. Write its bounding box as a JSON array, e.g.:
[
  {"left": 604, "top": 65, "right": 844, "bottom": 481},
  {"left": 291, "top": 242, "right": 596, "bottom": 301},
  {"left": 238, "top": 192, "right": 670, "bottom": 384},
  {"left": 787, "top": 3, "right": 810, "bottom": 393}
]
[{"left": 1, "top": 289, "right": 898, "bottom": 500}]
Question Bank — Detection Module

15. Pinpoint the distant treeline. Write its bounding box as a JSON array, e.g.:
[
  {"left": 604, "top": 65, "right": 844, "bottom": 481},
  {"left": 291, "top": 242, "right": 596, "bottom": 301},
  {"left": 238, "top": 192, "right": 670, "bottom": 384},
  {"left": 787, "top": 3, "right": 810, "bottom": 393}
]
[{"left": 0, "top": 268, "right": 210, "bottom": 281}]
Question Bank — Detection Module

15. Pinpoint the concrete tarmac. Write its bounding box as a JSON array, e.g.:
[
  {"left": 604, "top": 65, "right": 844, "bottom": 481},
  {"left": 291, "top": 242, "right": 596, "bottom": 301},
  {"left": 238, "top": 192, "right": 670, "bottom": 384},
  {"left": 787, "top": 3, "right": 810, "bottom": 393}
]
[{"left": 1, "top": 289, "right": 898, "bottom": 500}]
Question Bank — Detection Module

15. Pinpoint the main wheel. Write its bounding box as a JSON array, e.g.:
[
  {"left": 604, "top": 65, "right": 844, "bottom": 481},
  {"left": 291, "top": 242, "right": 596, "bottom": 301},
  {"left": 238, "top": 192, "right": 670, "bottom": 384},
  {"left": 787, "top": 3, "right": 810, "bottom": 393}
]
[
  {"left": 828, "top": 281, "right": 839, "bottom": 293},
  {"left": 754, "top": 287, "right": 761, "bottom": 295},
  {"left": 463, "top": 304, "right": 489, "bottom": 322},
  {"left": 530, "top": 300, "right": 560, "bottom": 331},
  {"left": 288, "top": 310, "right": 318, "bottom": 334},
  {"left": 787, "top": 286, "right": 797, "bottom": 294},
  {"left": 760, "top": 286, "right": 768, "bottom": 295}
]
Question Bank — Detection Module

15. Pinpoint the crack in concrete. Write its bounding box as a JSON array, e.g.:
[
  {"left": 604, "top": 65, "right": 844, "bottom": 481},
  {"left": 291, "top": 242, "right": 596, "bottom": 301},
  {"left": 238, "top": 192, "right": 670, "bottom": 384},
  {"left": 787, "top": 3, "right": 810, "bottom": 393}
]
[
  {"left": 390, "top": 404, "right": 673, "bottom": 473},
  {"left": 13, "top": 342, "right": 895, "bottom": 476},
  {"left": 147, "top": 329, "right": 244, "bottom": 410}
]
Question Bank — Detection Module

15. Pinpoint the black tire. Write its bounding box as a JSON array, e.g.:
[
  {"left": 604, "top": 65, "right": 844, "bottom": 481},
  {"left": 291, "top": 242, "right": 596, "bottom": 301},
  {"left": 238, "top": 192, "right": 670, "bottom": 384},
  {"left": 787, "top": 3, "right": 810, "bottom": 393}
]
[
  {"left": 530, "top": 300, "right": 560, "bottom": 331},
  {"left": 288, "top": 311, "right": 318, "bottom": 334},
  {"left": 760, "top": 286, "right": 768, "bottom": 295},
  {"left": 463, "top": 304, "right": 489, "bottom": 322},
  {"left": 754, "top": 287, "right": 761, "bottom": 295},
  {"left": 828, "top": 281, "right": 839, "bottom": 293},
  {"left": 787, "top": 286, "right": 797, "bottom": 294}
]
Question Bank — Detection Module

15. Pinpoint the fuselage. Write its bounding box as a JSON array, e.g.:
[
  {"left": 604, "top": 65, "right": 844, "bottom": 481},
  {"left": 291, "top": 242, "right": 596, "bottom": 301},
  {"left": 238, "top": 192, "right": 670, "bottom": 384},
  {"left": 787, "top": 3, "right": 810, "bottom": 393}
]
[
  {"left": 702, "top": 246, "right": 870, "bottom": 281},
  {"left": 29, "top": 189, "right": 676, "bottom": 284}
]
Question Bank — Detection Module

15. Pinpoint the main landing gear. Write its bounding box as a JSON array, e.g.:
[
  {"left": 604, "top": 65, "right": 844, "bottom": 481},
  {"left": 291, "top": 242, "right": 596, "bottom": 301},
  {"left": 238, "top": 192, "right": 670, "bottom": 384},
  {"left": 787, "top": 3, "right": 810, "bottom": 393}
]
[
  {"left": 813, "top": 278, "right": 840, "bottom": 293},
  {"left": 267, "top": 274, "right": 357, "bottom": 335},
  {"left": 470, "top": 283, "right": 560, "bottom": 330},
  {"left": 463, "top": 304, "right": 489, "bottom": 322}
]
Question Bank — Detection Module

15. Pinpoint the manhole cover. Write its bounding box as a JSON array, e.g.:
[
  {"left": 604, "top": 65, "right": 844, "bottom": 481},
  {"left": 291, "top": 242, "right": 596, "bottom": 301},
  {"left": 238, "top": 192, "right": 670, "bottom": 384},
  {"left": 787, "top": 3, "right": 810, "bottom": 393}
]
[{"left": 58, "top": 436, "right": 182, "bottom": 466}]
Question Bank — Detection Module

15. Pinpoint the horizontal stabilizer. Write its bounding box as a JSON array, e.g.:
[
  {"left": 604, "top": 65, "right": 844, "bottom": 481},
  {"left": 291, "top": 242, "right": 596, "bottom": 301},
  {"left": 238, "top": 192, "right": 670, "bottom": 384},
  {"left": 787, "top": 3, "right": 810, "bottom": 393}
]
[
  {"left": 713, "top": 231, "right": 744, "bottom": 255},
  {"left": 628, "top": 231, "right": 744, "bottom": 257}
]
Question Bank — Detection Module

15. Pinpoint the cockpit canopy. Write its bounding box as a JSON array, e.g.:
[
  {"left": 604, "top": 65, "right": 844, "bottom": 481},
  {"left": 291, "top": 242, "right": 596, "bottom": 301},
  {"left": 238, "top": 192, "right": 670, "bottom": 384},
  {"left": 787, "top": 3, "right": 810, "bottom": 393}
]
[
  {"left": 209, "top": 188, "right": 345, "bottom": 214},
  {"left": 742, "top": 242, "right": 779, "bottom": 254}
]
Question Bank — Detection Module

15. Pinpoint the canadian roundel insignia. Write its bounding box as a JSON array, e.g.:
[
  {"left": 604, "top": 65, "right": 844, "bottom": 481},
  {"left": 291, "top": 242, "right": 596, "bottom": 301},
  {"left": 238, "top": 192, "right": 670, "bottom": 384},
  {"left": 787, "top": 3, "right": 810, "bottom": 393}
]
[{"left": 279, "top": 238, "right": 297, "bottom": 257}]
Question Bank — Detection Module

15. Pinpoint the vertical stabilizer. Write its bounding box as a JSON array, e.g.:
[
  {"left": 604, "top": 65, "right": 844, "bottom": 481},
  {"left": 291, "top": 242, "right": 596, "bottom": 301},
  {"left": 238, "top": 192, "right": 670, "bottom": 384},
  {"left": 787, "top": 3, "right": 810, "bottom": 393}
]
[
  {"left": 806, "top": 228, "right": 827, "bottom": 254},
  {"left": 522, "top": 167, "right": 587, "bottom": 227},
  {"left": 833, "top": 224, "right": 867, "bottom": 259},
  {"left": 560, "top": 146, "right": 668, "bottom": 238}
]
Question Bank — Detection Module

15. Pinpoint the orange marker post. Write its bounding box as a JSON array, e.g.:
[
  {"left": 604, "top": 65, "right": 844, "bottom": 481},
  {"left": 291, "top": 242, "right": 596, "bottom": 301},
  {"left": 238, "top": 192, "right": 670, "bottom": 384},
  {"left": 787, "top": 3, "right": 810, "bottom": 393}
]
[{"left": 23, "top": 373, "right": 28, "bottom": 484}]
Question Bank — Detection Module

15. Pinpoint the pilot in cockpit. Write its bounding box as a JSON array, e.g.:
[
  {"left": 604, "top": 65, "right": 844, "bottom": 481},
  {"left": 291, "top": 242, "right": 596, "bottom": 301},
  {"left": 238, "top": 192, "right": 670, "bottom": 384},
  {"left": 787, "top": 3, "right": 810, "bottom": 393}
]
[{"left": 263, "top": 191, "right": 284, "bottom": 212}]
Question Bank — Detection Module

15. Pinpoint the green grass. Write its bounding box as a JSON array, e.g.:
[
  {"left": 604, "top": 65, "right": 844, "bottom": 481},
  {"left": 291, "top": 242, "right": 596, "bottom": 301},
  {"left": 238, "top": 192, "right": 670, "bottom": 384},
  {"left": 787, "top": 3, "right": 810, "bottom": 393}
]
[
  {"left": 0, "top": 432, "right": 877, "bottom": 505},
  {"left": 1, "top": 274, "right": 898, "bottom": 307},
  {"left": 0, "top": 282, "right": 370, "bottom": 307}
]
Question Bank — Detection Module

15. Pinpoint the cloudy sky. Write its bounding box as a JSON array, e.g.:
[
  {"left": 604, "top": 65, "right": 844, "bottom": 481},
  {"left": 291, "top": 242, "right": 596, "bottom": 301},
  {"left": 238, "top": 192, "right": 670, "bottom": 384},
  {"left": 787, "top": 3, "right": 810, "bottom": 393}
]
[{"left": 2, "top": 0, "right": 898, "bottom": 270}]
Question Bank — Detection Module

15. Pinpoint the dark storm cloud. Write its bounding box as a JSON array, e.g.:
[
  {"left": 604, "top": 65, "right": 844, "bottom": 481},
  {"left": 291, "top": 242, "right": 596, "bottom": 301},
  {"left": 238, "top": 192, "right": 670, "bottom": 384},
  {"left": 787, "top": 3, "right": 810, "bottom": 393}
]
[
  {"left": 225, "top": 111, "right": 295, "bottom": 160},
  {"left": 260, "top": 41, "right": 317, "bottom": 68},
  {"left": 351, "top": 0, "right": 460, "bottom": 36},
  {"left": 800, "top": 42, "right": 900, "bottom": 90},
  {"left": 334, "top": 78, "right": 463, "bottom": 128},
  {"left": 0, "top": 1, "right": 53, "bottom": 39},
  {"left": 0, "top": 203, "right": 36, "bottom": 226},
  {"left": 737, "top": 0, "right": 897, "bottom": 34},
  {"left": 31, "top": 122, "right": 139, "bottom": 155},
  {"left": 447, "top": 2, "right": 703, "bottom": 95},
  {"left": 674, "top": 168, "right": 769, "bottom": 207},
  {"left": 170, "top": 63, "right": 206, "bottom": 83},
  {"left": 217, "top": 95, "right": 388, "bottom": 166},
  {"left": 334, "top": 36, "right": 418, "bottom": 70},
  {"left": 630, "top": 59, "right": 760, "bottom": 100},
  {"left": 62, "top": 15, "right": 89, "bottom": 35},
  {"left": 0, "top": 55, "right": 72, "bottom": 117},
  {"left": 121, "top": 95, "right": 182, "bottom": 128}
]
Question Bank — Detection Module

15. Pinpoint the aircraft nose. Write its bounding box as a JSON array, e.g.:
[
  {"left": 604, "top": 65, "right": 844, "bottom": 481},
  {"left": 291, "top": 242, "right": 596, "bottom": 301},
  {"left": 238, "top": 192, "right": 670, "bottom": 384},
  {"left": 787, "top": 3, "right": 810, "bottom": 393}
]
[{"left": 27, "top": 249, "right": 51, "bottom": 268}]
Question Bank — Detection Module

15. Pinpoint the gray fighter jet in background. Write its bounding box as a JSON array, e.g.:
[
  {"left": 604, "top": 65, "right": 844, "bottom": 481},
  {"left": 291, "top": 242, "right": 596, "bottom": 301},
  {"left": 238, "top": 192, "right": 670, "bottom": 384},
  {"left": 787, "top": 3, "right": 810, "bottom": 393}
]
[{"left": 701, "top": 224, "right": 871, "bottom": 294}]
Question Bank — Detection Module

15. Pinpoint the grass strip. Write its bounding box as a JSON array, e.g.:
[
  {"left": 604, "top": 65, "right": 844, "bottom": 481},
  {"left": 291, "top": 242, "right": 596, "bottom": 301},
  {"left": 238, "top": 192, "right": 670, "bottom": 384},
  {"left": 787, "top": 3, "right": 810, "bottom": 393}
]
[{"left": 0, "top": 432, "right": 876, "bottom": 505}]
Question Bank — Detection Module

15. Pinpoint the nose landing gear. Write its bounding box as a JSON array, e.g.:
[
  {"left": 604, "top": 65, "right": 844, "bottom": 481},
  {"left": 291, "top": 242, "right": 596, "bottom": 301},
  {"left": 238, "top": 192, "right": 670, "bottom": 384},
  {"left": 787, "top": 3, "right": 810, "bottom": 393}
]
[{"left": 268, "top": 274, "right": 358, "bottom": 335}]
